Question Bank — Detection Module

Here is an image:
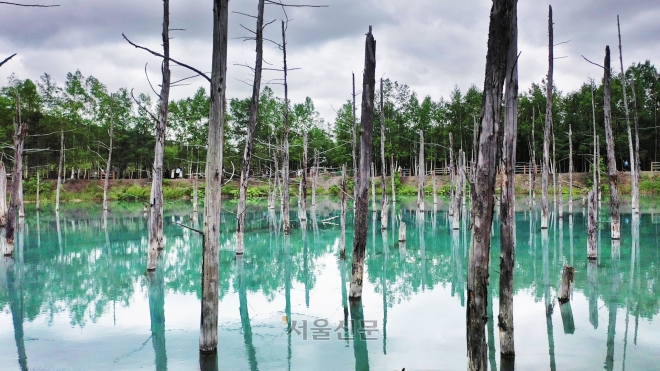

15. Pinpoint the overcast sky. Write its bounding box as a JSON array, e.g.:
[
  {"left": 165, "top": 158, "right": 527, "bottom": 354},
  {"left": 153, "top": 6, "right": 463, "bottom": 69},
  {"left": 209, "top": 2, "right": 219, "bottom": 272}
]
[{"left": 1, "top": 0, "right": 659, "bottom": 124}]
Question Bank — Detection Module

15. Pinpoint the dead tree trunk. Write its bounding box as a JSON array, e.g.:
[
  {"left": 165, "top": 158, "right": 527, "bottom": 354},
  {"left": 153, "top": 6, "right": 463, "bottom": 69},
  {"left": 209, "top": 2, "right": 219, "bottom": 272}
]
[
  {"left": 558, "top": 266, "right": 575, "bottom": 303},
  {"left": 617, "top": 15, "right": 638, "bottom": 214},
  {"left": 199, "top": 0, "right": 228, "bottom": 354},
  {"left": 312, "top": 149, "right": 318, "bottom": 206},
  {"left": 449, "top": 133, "right": 455, "bottom": 216},
  {"left": 0, "top": 162, "right": 6, "bottom": 226},
  {"left": 103, "top": 94, "right": 115, "bottom": 212},
  {"left": 499, "top": 2, "right": 518, "bottom": 355},
  {"left": 379, "top": 78, "right": 388, "bottom": 229},
  {"left": 591, "top": 81, "right": 599, "bottom": 205},
  {"left": 603, "top": 46, "right": 621, "bottom": 240},
  {"left": 351, "top": 72, "right": 359, "bottom": 203},
  {"left": 569, "top": 125, "right": 573, "bottom": 214},
  {"left": 147, "top": 0, "right": 172, "bottom": 271},
  {"left": 390, "top": 155, "right": 396, "bottom": 203},
  {"left": 552, "top": 130, "right": 557, "bottom": 208},
  {"left": 587, "top": 189, "right": 597, "bottom": 259},
  {"left": 281, "top": 20, "right": 291, "bottom": 234},
  {"left": 5, "top": 97, "right": 27, "bottom": 254},
  {"left": 236, "top": 0, "right": 265, "bottom": 255},
  {"left": 541, "top": 5, "right": 553, "bottom": 230},
  {"left": 630, "top": 75, "right": 641, "bottom": 214},
  {"left": 35, "top": 170, "right": 40, "bottom": 211},
  {"left": 55, "top": 130, "right": 64, "bottom": 212},
  {"left": 340, "top": 164, "right": 347, "bottom": 258},
  {"left": 452, "top": 150, "right": 463, "bottom": 230},
  {"left": 349, "top": 26, "right": 376, "bottom": 301},
  {"left": 417, "top": 130, "right": 425, "bottom": 212},
  {"left": 300, "top": 130, "right": 308, "bottom": 221},
  {"left": 467, "top": 0, "right": 514, "bottom": 369},
  {"left": 371, "top": 162, "right": 376, "bottom": 211}
]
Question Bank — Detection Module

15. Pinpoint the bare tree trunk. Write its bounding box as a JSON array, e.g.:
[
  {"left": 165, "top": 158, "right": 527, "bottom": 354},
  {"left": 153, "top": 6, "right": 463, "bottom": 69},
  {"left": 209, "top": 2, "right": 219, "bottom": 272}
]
[
  {"left": 630, "top": 75, "right": 641, "bottom": 213},
  {"left": 432, "top": 166, "right": 438, "bottom": 206},
  {"left": 103, "top": 95, "right": 115, "bottom": 212},
  {"left": 281, "top": 20, "right": 291, "bottom": 234},
  {"left": 340, "top": 164, "right": 347, "bottom": 258},
  {"left": 591, "top": 81, "right": 599, "bottom": 205},
  {"left": 147, "top": 0, "right": 172, "bottom": 271},
  {"left": 35, "top": 170, "right": 40, "bottom": 212},
  {"left": 312, "top": 149, "right": 318, "bottom": 206},
  {"left": 541, "top": 5, "right": 553, "bottom": 230},
  {"left": 449, "top": 133, "right": 455, "bottom": 216},
  {"left": 390, "top": 155, "right": 396, "bottom": 203},
  {"left": 499, "top": 2, "right": 518, "bottom": 355},
  {"left": 531, "top": 107, "right": 537, "bottom": 203},
  {"left": 0, "top": 162, "right": 7, "bottom": 226},
  {"left": 351, "top": 72, "right": 358, "bottom": 203},
  {"left": 467, "top": 0, "right": 514, "bottom": 369},
  {"left": 199, "top": 0, "right": 228, "bottom": 354},
  {"left": 417, "top": 130, "right": 425, "bottom": 212},
  {"left": 349, "top": 26, "right": 376, "bottom": 301},
  {"left": 617, "top": 15, "right": 638, "bottom": 214},
  {"left": 603, "top": 46, "right": 621, "bottom": 240},
  {"left": 569, "top": 125, "right": 573, "bottom": 214},
  {"left": 452, "top": 150, "right": 463, "bottom": 230},
  {"left": 371, "top": 162, "right": 376, "bottom": 211},
  {"left": 552, "top": 130, "right": 557, "bottom": 208},
  {"left": 380, "top": 78, "right": 389, "bottom": 230},
  {"left": 300, "top": 130, "right": 308, "bottom": 221},
  {"left": 558, "top": 266, "right": 575, "bottom": 303},
  {"left": 236, "top": 0, "right": 265, "bottom": 255},
  {"left": 5, "top": 97, "right": 27, "bottom": 255},
  {"left": 193, "top": 175, "right": 198, "bottom": 213},
  {"left": 56, "top": 130, "right": 64, "bottom": 212}
]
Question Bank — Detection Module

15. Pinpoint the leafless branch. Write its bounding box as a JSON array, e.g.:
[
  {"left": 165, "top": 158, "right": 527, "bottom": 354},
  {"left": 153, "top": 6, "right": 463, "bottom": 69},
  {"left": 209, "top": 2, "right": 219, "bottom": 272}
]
[
  {"left": 130, "top": 88, "right": 158, "bottom": 123},
  {"left": 224, "top": 162, "right": 235, "bottom": 185},
  {"left": 170, "top": 28, "right": 186, "bottom": 31},
  {"left": 581, "top": 55, "right": 605, "bottom": 69},
  {"left": 144, "top": 63, "right": 161, "bottom": 99},
  {"left": 553, "top": 39, "right": 572, "bottom": 47},
  {"left": 233, "top": 11, "right": 257, "bottom": 19},
  {"left": 0, "top": 53, "right": 16, "bottom": 68},
  {"left": 171, "top": 73, "right": 209, "bottom": 85},
  {"left": 122, "top": 33, "right": 211, "bottom": 83},
  {"left": 240, "top": 24, "right": 257, "bottom": 35},
  {"left": 554, "top": 56, "right": 568, "bottom": 60},
  {"left": 174, "top": 221, "right": 204, "bottom": 235},
  {"left": 0, "top": 1, "right": 58, "bottom": 7},
  {"left": 264, "top": 0, "right": 328, "bottom": 8}
]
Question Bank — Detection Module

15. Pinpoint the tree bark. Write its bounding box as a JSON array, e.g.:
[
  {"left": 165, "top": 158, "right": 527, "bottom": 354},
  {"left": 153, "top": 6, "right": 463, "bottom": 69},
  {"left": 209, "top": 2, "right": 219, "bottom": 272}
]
[
  {"left": 417, "top": 130, "right": 425, "bottom": 212},
  {"left": 300, "top": 130, "right": 308, "bottom": 221},
  {"left": 351, "top": 72, "right": 359, "bottom": 203},
  {"left": 449, "top": 133, "right": 455, "bottom": 216},
  {"left": 55, "top": 130, "right": 63, "bottom": 212},
  {"left": 587, "top": 189, "right": 598, "bottom": 259},
  {"left": 380, "top": 78, "right": 388, "bottom": 230},
  {"left": 340, "top": 164, "right": 347, "bottom": 258},
  {"left": 617, "top": 15, "right": 638, "bottom": 214},
  {"left": 349, "top": 26, "right": 376, "bottom": 301},
  {"left": 499, "top": 1, "right": 518, "bottom": 355},
  {"left": 312, "top": 149, "right": 318, "bottom": 206},
  {"left": 103, "top": 95, "right": 115, "bottom": 212},
  {"left": 390, "top": 155, "right": 396, "bottom": 203},
  {"left": 452, "top": 150, "right": 463, "bottom": 230},
  {"left": 569, "top": 125, "right": 573, "bottom": 214},
  {"left": 236, "top": 0, "right": 265, "bottom": 255},
  {"left": 591, "top": 81, "right": 599, "bottom": 206},
  {"left": 148, "top": 0, "right": 172, "bottom": 271},
  {"left": 371, "top": 162, "right": 376, "bottom": 211},
  {"left": 467, "top": 0, "right": 515, "bottom": 369},
  {"left": 6, "top": 96, "right": 27, "bottom": 255},
  {"left": 281, "top": 20, "right": 291, "bottom": 235},
  {"left": 35, "top": 170, "right": 40, "bottom": 211},
  {"left": 603, "top": 46, "right": 621, "bottom": 240},
  {"left": 541, "top": 5, "right": 553, "bottom": 230},
  {"left": 0, "top": 162, "right": 7, "bottom": 226},
  {"left": 558, "top": 265, "right": 575, "bottom": 303},
  {"left": 200, "top": 0, "right": 228, "bottom": 353},
  {"left": 630, "top": 76, "right": 641, "bottom": 213}
]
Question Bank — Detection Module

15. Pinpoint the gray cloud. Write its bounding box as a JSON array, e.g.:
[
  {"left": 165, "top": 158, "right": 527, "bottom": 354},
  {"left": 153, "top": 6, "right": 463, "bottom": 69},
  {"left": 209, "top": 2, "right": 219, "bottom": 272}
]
[{"left": 1, "top": 0, "right": 659, "bottom": 124}]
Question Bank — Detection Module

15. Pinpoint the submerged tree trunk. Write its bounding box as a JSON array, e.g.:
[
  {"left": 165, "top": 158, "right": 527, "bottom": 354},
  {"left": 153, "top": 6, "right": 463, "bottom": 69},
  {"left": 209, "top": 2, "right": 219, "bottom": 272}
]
[
  {"left": 0, "top": 162, "right": 7, "bottom": 226},
  {"left": 380, "top": 78, "right": 389, "bottom": 230},
  {"left": 351, "top": 72, "right": 359, "bottom": 203},
  {"left": 104, "top": 95, "right": 115, "bottom": 212},
  {"left": 349, "top": 26, "right": 376, "bottom": 301},
  {"left": 499, "top": 2, "right": 518, "bottom": 356},
  {"left": 569, "top": 125, "right": 573, "bottom": 214},
  {"left": 236, "top": 0, "right": 265, "bottom": 255},
  {"left": 312, "top": 149, "right": 318, "bottom": 206},
  {"left": 587, "top": 190, "right": 598, "bottom": 259},
  {"left": 591, "top": 81, "right": 599, "bottom": 205},
  {"left": 390, "top": 155, "right": 396, "bottom": 203},
  {"left": 340, "top": 164, "right": 347, "bottom": 258},
  {"left": 6, "top": 96, "right": 27, "bottom": 255},
  {"left": 630, "top": 75, "right": 641, "bottom": 214},
  {"left": 449, "top": 133, "right": 455, "bottom": 216},
  {"left": 603, "top": 46, "right": 621, "bottom": 240},
  {"left": 301, "top": 131, "right": 308, "bottom": 221},
  {"left": 467, "top": 0, "right": 515, "bottom": 369},
  {"left": 200, "top": 0, "right": 228, "bottom": 353},
  {"left": 617, "top": 15, "right": 638, "bottom": 214},
  {"left": 541, "top": 5, "right": 553, "bottom": 230},
  {"left": 417, "top": 130, "right": 425, "bottom": 212},
  {"left": 35, "top": 170, "right": 40, "bottom": 212},
  {"left": 148, "top": 0, "right": 172, "bottom": 271},
  {"left": 281, "top": 20, "right": 291, "bottom": 235},
  {"left": 452, "top": 150, "right": 463, "bottom": 230}
]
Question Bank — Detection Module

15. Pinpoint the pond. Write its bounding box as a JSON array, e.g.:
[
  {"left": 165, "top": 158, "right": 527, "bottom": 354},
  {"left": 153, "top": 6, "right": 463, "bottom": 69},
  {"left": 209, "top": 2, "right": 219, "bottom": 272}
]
[{"left": 1, "top": 197, "right": 659, "bottom": 371}]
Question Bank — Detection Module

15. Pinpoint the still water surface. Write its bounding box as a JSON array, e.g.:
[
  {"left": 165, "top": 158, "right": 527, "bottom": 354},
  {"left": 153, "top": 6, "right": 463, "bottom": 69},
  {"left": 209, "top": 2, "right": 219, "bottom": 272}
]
[{"left": 1, "top": 197, "right": 659, "bottom": 371}]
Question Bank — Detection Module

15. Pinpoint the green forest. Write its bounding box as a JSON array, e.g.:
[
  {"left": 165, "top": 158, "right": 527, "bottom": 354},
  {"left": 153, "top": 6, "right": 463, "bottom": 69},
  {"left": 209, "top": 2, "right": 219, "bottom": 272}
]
[{"left": 1, "top": 60, "right": 658, "bottom": 179}]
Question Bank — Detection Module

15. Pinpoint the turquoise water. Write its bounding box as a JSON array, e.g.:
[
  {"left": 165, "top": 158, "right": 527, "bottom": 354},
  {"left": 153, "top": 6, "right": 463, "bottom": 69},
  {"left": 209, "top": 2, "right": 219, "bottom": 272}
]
[{"left": 1, "top": 197, "right": 659, "bottom": 371}]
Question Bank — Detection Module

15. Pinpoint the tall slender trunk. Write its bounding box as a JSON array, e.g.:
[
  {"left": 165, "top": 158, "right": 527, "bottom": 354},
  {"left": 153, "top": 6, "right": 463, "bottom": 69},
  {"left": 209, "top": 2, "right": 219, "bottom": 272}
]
[
  {"left": 35, "top": 170, "right": 40, "bottom": 211},
  {"left": 390, "top": 155, "right": 396, "bottom": 203},
  {"left": 104, "top": 95, "right": 115, "bottom": 212},
  {"left": 630, "top": 75, "right": 641, "bottom": 211},
  {"left": 300, "top": 130, "right": 308, "bottom": 221},
  {"left": 591, "top": 81, "right": 599, "bottom": 205},
  {"left": 449, "top": 133, "right": 455, "bottom": 216},
  {"left": 56, "top": 130, "right": 64, "bottom": 212},
  {"left": 603, "top": 46, "right": 621, "bottom": 240},
  {"left": 417, "top": 130, "right": 425, "bottom": 212},
  {"left": 499, "top": 1, "right": 518, "bottom": 355},
  {"left": 569, "top": 125, "right": 573, "bottom": 214},
  {"left": 6, "top": 96, "right": 27, "bottom": 255},
  {"left": 380, "top": 79, "right": 389, "bottom": 230},
  {"left": 340, "top": 164, "right": 347, "bottom": 258},
  {"left": 467, "top": 1, "right": 514, "bottom": 369},
  {"left": 552, "top": 131, "right": 557, "bottom": 207},
  {"left": 148, "top": 0, "right": 172, "bottom": 271},
  {"left": 312, "top": 149, "right": 318, "bottom": 206},
  {"left": 281, "top": 20, "right": 291, "bottom": 234},
  {"left": 541, "top": 5, "right": 553, "bottom": 229},
  {"left": 0, "top": 162, "right": 7, "bottom": 226},
  {"left": 349, "top": 26, "right": 376, "bottom": 300},
  {"left": 617, "top": 15, "right": 638, "bottom": 213},
  {"left": 452, "top": 150, "right": 463, "bottom": 230},
  {"left": 351, "top": 72, "right": 359, "bottom": 203},
  {"left": 200, "top": 0, "right": 228, "bottom": 353},
  {"left": 236, "top": 0, "right": 265, "bottom": 255}
]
